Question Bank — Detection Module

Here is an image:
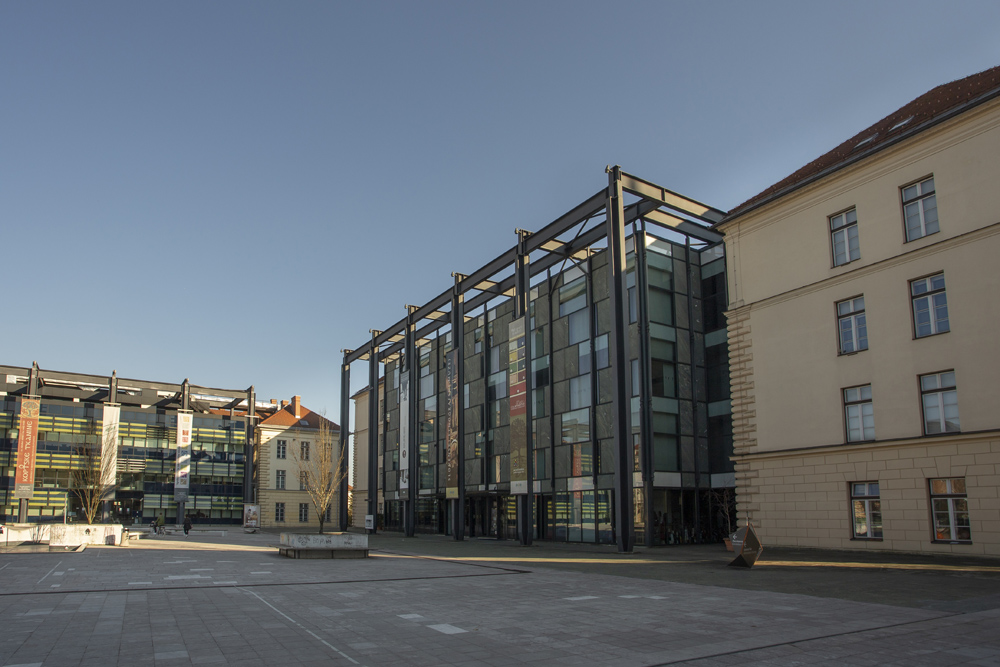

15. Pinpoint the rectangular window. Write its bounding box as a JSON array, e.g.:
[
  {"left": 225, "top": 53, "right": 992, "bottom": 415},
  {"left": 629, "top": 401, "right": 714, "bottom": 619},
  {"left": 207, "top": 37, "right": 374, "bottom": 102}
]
[
  {"left": 276, "top": 440, "right": 287, "bottom": 459},
  {"left": 568, "top": 309, "right": 589, "bottom": 345},
  {"left": 569, "top": 376, "right": 591, "bottom": 410},
  {"left": 902, "top": 176, "right": 939, "bottom": 241},
  {"left": 837, "top": 296, "right": 868, "bottom": 354},
  {"left": 560, "top": 408, "right": 590, "bottom": 445},
  {"left": 275, "top": 469, "right": 285, "bottom": 490},
  {"left": 559, "top": 276, "right": 587, "bottom": 316},
  {"left": 851, "top": 482, "right": 882, "bottom": 539},
  {"left": 324, "top": 505, "right": 332, "bottom": 522},
  {"left": 300, "top": 442, "right": 310, "bottom": 460},
  {"left": 595, "top": 334, "right": 609, "bottom": 369},
  {"left": 930, "top": 478, "right": 970, "bottom": 542},
  {"left": 844, "top": 385, "right": 874, "bottom": 442},
  {"left": 299, "top": 503, "right": 309, "bottom": 523},
  {"left": 830, "top": 208, "right": 860, "bottom": 266},
  {"left": 275, "top": 502, "right": 285, "bottom": 522},
  {"left": 911, "top": 273, "right": 949, "bottom": 338},
  {"left": 299, "top": 471, "right": 308, "bottom": 490},
  {"left": 920, "top": 371, "right": 960, "bottom": 434},
  {"left": 571, "top": 442, "right": 593, "bottom": 476}
]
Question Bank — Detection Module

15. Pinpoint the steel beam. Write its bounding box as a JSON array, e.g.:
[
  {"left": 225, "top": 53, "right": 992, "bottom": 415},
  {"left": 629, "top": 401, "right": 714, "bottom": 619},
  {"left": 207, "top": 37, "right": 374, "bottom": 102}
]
[
  {"left": 619, "top": 171, "right": 726, "bottom": 225},
  {"left": 642, "top": 209, "right": 724, "bottom": 244}
]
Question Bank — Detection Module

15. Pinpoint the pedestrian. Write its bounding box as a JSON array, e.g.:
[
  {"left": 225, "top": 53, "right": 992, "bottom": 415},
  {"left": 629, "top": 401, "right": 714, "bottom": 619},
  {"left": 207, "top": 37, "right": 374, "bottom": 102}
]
[{"left": 183, "top": 515, "right": 192, "bottom": 537}]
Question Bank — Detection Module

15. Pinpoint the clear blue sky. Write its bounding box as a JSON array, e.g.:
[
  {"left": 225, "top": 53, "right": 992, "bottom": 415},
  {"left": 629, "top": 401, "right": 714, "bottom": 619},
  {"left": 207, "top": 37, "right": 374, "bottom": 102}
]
[{"left": 4, "top": 1, "right": 999, "bottom": 422}]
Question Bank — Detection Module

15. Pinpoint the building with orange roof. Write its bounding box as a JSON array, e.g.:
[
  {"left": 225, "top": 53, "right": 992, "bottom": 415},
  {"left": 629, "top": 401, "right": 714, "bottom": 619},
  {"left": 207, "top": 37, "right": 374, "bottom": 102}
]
[{"left": 256, "top": 395, "right": 343, "bottom": 530}]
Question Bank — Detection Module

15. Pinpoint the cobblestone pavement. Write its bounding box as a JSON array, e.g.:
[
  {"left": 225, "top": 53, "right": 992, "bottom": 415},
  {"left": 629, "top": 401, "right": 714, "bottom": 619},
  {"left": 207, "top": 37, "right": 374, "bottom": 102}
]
[{"left": 1, "top": 530, "right": 999, "bottom": 666}]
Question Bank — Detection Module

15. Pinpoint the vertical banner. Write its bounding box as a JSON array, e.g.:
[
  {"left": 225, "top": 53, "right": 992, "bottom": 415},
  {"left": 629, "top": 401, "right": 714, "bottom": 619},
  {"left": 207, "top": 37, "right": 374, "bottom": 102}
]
[
  {"left": 445, "top": 349, "right": 460, "bottom": 499},
  {"left": 508, "top": 317, "right": 528, "bottom": 495},
  {"left": 399, "top": 370, "right": 410, "bottom": 491},
  {"left": 101, "top": 404, "right": 120, "bottom": 499},
  {"left": 174, "top": 412, "right": 193, "bottom": 502},
  {"left": 13, "top": 398, "right": 41, "bottom": 499}
]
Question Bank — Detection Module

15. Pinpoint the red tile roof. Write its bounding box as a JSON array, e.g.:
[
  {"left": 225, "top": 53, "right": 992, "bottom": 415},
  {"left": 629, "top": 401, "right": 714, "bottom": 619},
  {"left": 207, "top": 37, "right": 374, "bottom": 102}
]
[
  {"left": 723, "top": 65, "right": 1000, "bottom": 222},
  {"left": 259, "top": 403, "right": 340, "bottom": 431}
]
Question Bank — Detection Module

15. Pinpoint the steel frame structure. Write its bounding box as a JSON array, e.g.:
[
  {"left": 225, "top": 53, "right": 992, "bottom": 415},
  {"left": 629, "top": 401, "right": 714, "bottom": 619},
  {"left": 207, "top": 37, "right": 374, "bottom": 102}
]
[
  {"left": 2, "top": 363, "right": 258, "bottom": 523},
  {"left": 340, "top": 167, "right": 723, "bottom": 552}
]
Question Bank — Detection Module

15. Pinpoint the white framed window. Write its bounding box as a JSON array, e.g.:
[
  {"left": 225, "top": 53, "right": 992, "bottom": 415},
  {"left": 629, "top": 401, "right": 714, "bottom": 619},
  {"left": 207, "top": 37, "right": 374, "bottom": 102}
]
[
  {"left": 902, "top": 176, "right": 939, "bottom": 241},
  {"left": 275, "top": 469, "right": 285, "bottom": 490},
  {"left": 930, "top": 478, "right": 970, "bottom": 542},
  {"left": 910, "top": 274, "right": 949, "bottom": 338},
  {"left": 920, "top": 371, "right": 960, "bottom": 434},
  {"left": 830, "top": 208, "right": 860, "bottom": 266},
  {"left": 844, "top": 385, "right": 874, "bottom": 442},
  {"left": 299, "top": 471, "right": 308, "bottom": 490},
  {"left": 301, "top": 442, "right": 310, "bottom": 460},
  {"left": 276, "top": 440, "right": 287, "bottom": 459},
  {"left": 851, "top": 482, "right": 882, "bottom": 539},
  {"left": 298, "top": 503, "right": 309, "bottom": 523},
  {"left": 837, "top": 296, "right": 868, "bottom": 354},
  {"left": 274, "top": 502, "right": 285, "bottom": 522}
]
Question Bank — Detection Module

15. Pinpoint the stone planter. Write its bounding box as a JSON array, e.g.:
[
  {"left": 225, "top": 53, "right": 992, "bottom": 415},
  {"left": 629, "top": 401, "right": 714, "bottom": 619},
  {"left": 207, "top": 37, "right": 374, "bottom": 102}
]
[{"left": 277, "top": 532, "right": 369, "bottom": 559}]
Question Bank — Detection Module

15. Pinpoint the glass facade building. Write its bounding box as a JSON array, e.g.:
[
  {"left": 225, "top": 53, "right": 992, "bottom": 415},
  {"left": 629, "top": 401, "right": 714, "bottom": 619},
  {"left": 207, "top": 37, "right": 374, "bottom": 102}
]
[
  {"left": 0, "top": 368, "right": 255, "bottom": 525},
  {"left": 347, "top": 169, "right": 734, "bottom": 549}
]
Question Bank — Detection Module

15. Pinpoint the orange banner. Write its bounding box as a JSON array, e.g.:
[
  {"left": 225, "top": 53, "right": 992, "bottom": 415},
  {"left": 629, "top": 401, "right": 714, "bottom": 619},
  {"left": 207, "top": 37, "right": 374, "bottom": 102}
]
[{"left": 14, "top": 398, "right": 41, "bottom": 499}]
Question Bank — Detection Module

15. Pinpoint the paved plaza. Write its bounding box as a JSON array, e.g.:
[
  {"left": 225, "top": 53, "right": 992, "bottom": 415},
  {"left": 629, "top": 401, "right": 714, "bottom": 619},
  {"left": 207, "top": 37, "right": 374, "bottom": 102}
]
[{"left": 2, "top": 530, "right": 1000, "bottom": 666}]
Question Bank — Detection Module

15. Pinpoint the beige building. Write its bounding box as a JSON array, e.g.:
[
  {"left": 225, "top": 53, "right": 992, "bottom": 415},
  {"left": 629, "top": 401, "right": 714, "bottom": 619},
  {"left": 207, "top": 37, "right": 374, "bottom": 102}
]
[
  {"left": 257, "top": 395, "right": 342, "bottom": 530},
  {"left": 719, "top": 67, "right": 1000, "bottom": 555},
  {"left": 350, "top": 381, "right": 383, "bottom": 529}
]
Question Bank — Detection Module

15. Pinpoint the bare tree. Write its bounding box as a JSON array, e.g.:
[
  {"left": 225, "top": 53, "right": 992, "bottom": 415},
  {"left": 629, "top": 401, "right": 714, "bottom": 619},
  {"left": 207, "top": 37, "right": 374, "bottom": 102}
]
[
  {"left": 291, "top": 414, "right": 346, "bottom": 534},
  {"left": 71, "top": 424, "right": 119, "bottom": 525}
]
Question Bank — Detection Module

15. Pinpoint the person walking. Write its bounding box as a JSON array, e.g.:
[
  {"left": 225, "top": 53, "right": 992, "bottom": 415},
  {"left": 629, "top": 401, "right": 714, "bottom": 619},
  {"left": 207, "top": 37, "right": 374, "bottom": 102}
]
[{"left": 183, "top": 515, "right": 192, "bottom": 537}]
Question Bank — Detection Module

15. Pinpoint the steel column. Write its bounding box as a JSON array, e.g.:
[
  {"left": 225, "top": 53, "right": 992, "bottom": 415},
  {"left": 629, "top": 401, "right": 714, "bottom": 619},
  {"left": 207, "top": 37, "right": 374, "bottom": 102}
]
[
  {"left": 175, "top": 379, "right": 190, "bottom": 525},
  {"left": 18, "top": 363, "right": 40, "bottom": 523},
  {"left": 339, "top": 353, "right": 351, "bottom": 531},
  {"left": 685, "top": 237, "right": 702, "bottom": 537},
  {"left": 367, "top": 332, "right": 381, "bottom": 533},
  {"left": 635, "top": 227, "right": 655, "bottom": 546},
  {"left": 451, "top": 274, "right": 466, "bottom": 541},
  {"left": 514, "top": 230, "right": 533, "bottom": 546},
  {"left": 102, "top": 370, "right": 119, "bottom": 523},
  {"left": 244, "top": 386, "right": 255, "bottom": 504},
  {"left": 404, "top": 306, "right": 418, "bottom": 537},
  {"left": 605, "top": 166, "right": 635, "bottom": 553}
]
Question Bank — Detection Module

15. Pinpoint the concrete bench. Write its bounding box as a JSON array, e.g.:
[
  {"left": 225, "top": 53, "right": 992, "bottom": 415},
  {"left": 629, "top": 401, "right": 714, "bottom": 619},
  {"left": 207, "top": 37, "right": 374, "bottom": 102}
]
[{"left": 276, "top": 533, "right": 369, "bottom": 559}]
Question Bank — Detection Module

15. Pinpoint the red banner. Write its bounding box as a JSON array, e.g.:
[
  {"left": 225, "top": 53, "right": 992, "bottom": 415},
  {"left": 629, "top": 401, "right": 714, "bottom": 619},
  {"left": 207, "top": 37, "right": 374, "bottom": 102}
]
[{"left": 14, "top": 398, "right": 41, "bottom": 499}]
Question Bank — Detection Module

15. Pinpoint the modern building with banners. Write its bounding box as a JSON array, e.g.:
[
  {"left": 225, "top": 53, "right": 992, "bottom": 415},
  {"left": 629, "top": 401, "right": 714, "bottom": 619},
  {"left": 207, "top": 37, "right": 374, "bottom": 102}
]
[
  {"left": 718, "top": 66, "right": 1000, "bottom": 556},
  {"left": 0, "top": 364, "right": 260, "bottom": 526},
  {"left": 344, "top": 168, "right": 735, "bottom": 551}
]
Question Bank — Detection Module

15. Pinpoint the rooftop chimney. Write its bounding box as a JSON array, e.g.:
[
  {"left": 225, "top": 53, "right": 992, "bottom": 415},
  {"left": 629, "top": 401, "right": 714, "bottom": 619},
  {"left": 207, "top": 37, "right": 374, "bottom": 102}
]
[
  {"left": 280, "top": 400, "right": 289, "bottom": 409},
  {"left": 291, "top": 395, "right": 302, "bottom": 418}
]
